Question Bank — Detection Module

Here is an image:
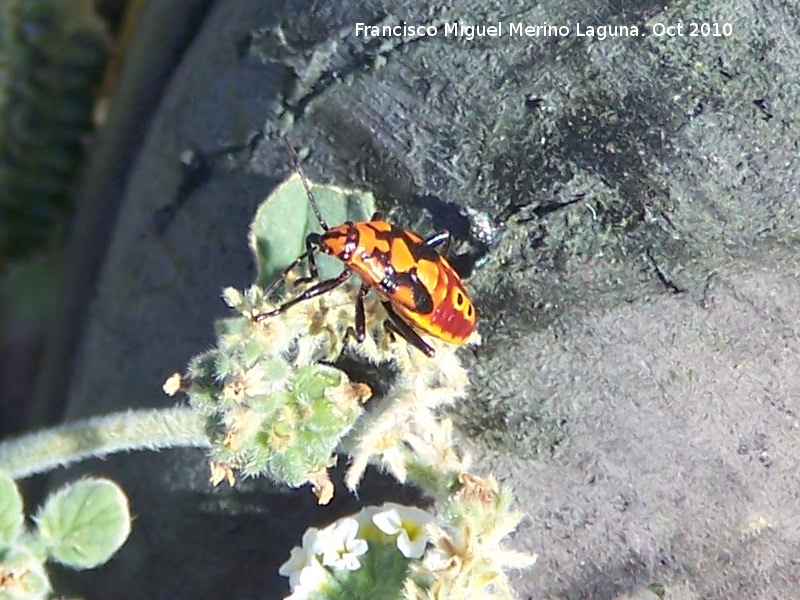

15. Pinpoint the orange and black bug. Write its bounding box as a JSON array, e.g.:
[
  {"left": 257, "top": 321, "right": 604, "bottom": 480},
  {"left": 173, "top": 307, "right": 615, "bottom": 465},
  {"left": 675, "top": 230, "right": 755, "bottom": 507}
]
[{"left": 256, "top": 140, "right": 477, "bottom": 357}]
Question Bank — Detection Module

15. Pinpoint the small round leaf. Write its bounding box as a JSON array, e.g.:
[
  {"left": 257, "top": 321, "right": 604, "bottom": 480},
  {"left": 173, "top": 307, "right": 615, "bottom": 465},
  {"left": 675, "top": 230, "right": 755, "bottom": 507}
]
[
  {"left": 249, "top": 173, "right": 375, "bottom": 287},
  {"left": 249, "top": 174, "right": 310, "bottom": 288},
  {"left": 0, "top": 472, "right": 24, "bottom": 547},
  {"left": 35, "top": 478, "right": 131, "bottom": 570}
]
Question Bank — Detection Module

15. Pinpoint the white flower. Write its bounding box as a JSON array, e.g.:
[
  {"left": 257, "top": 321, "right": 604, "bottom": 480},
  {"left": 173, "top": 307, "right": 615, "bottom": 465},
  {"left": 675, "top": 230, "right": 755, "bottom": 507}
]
[
  {"left": 278, "top": 527, "right": 324, "bottom": 590},
  {"left": 372, "top": 504, "right": 433, "bottom": 559},
  {"left": 318, "top": 517, "right": 368, "bottom": 571},
  {"left": 284, "top": 560, "right": 329, "bottom": 600}
]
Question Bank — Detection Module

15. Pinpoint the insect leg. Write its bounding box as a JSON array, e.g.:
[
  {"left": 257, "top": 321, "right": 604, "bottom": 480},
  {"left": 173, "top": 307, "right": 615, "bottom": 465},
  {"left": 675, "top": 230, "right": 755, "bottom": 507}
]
[
  {"left": 293, "top": 234, "right": 322, "bottom": 286},
  {"left": 257, "top": 269, "right": 351, "bottom": 320},
  {"left": 263, "top": 248, "right": 312, "bottom": 296},
  {"left": 354, "top": 284, "right": 369, "bottom": 341},
  {"left": 425, "top": 230, "right": 451, "bottom": 255},
  {"left": 380, "top": 301, "right": 435, "bottom": 357},
  {"left": 342, "top": 283, "right": 369, "bottom": 348}
]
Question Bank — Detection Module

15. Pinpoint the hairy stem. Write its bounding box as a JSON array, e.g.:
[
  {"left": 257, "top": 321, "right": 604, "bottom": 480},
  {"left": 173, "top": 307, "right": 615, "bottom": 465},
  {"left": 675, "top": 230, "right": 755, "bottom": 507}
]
[{"left": 0, "top": 406, "right": 209, "bottom": 479}]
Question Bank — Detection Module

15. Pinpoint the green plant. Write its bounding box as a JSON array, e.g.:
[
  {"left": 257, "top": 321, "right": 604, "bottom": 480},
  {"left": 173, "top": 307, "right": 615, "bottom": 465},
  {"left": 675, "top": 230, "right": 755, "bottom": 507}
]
[
  {"left": 0, "top": 0, "right": 109, "bottom": 261},
  {"left": 0, "top": 472, "right": 130, "bottom": 600},
  {"left": 0, "top": 175, "right": 534, "bottom": 599}
]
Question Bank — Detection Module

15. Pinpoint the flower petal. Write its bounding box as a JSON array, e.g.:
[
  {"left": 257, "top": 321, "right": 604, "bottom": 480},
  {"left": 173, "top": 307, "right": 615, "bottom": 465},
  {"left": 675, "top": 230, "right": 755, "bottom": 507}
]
[
  {"left": 285, "top": 561, "right": 329, "bottom": 599},
  {"left": 373, "top": 508, "right": 402, "bottom": 535},
  {"left": 318, "top": 517, "right": 368, "bottom": 571},
  {"left": 397, "top": 529, "right": 427, "bottom": 559}
]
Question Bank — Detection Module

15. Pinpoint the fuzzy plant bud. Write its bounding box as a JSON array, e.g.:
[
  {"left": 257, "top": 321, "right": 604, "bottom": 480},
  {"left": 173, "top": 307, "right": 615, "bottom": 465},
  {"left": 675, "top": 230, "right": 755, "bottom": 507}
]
[
  {"left": 186, "top": 341, "right": 369, "bottom": 499},
  {"left": 410, "top": 481, "right": 538, "bottom": 600},
  {"left": 182, "top": 286, "right": 372, "bottom": 501},
  {"left": 0, "top": 547, "right": 51, "bottom": 600}
]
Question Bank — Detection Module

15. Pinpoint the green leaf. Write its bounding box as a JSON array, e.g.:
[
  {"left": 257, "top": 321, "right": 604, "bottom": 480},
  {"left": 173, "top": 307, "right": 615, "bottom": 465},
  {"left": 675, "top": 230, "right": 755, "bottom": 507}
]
[
  {"left": 0, "top": 473, "right": 24, "bottom": 548},
  {"left": 34, "top": 478, "right": 131, "bottom": 570},
  {"left": 249, "top": 173, "right": 375, "bottom": 288}
]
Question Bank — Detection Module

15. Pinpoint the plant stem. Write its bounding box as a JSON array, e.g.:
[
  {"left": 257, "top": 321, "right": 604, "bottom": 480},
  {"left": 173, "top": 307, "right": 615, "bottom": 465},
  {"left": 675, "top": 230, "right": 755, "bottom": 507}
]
[{"left": 0, "top": 406, "right": 209, "bottom": 479}]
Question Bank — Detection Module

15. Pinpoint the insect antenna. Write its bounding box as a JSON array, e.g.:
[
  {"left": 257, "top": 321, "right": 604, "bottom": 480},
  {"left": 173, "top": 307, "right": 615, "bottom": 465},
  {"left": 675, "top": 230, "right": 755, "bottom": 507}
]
[{"left": 283, "top": 138, "right": 329, "bottom": 231}]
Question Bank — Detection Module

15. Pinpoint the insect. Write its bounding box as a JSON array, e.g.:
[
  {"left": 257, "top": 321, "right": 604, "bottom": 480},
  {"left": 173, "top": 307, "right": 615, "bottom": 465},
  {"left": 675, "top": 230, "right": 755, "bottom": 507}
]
[{"left": 256, "top": 140, "right": 477, "bottom": 357}]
